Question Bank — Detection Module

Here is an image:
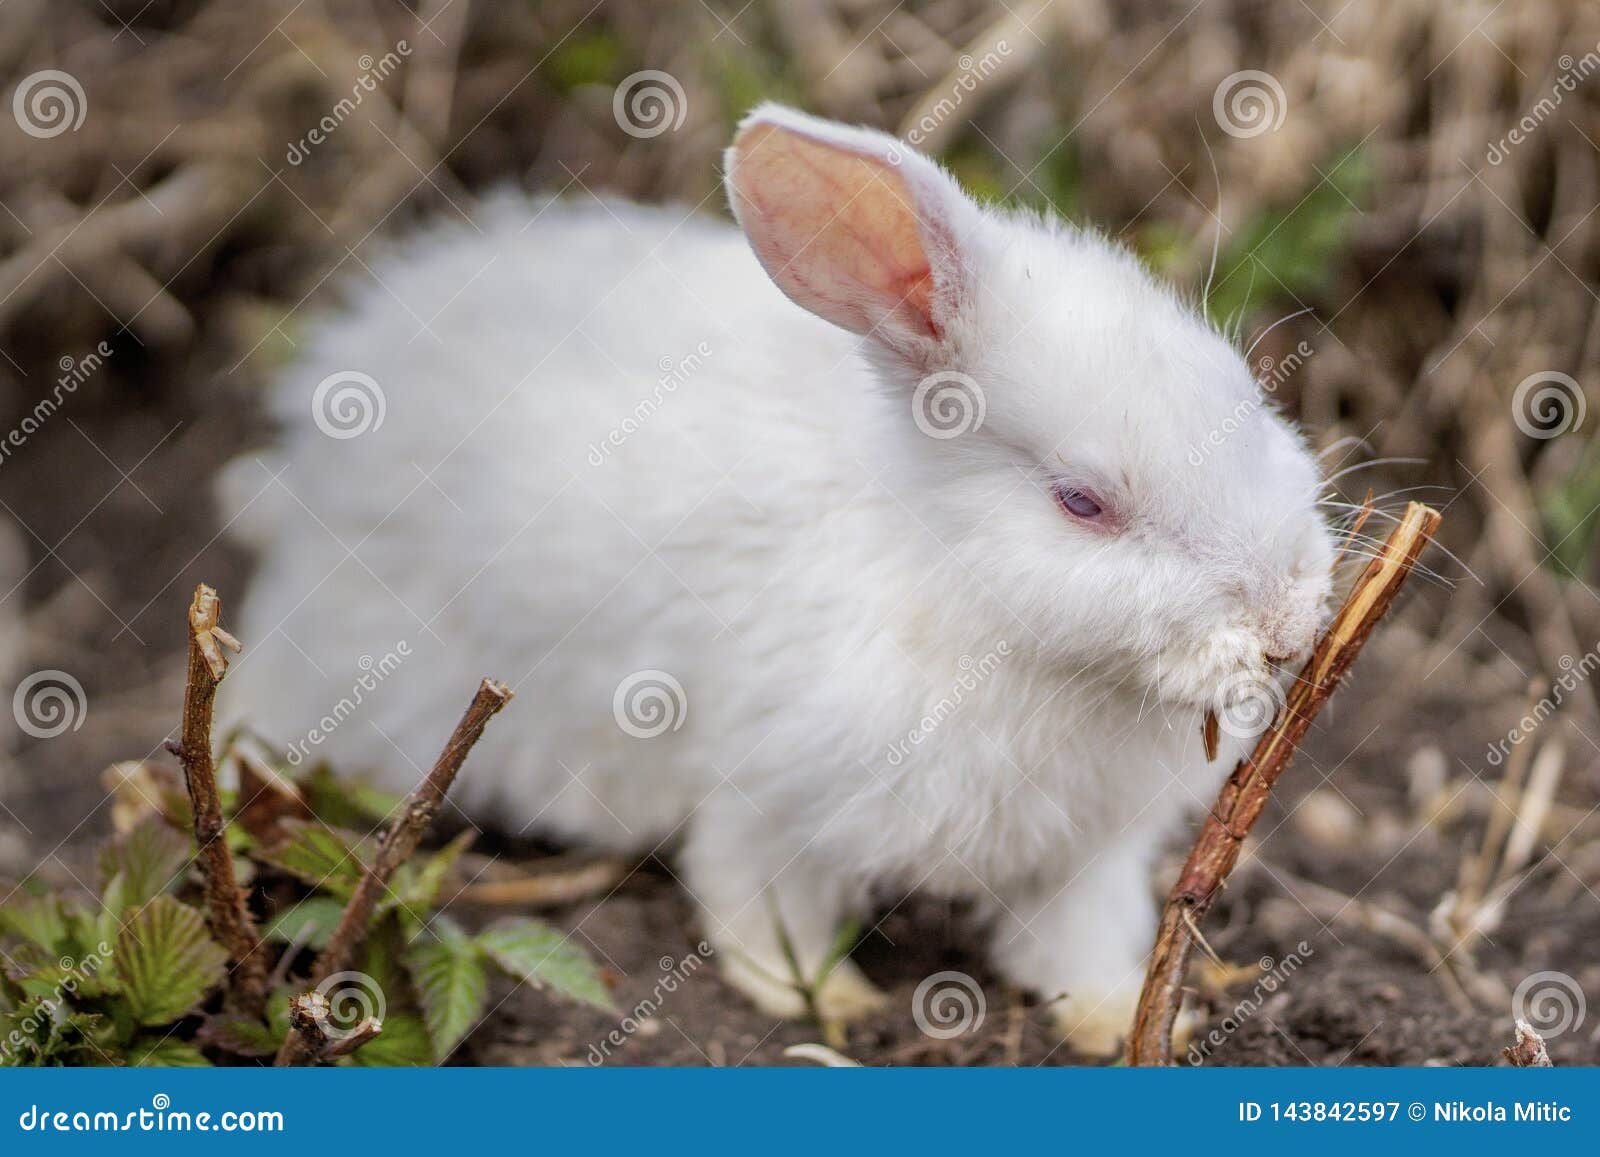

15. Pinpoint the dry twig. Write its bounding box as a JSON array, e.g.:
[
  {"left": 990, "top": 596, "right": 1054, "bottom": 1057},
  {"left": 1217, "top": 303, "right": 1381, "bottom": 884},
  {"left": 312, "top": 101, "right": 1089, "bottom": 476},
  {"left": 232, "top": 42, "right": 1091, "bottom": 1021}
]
[
  {"left": 167, "top": 584, "right": 267, "bottom": 1018},
  {"left": 275, "top": 677, "right": 513, "bottom": 1066},
  {"left": 283, "top": 991, "right": 383, "bottom": 1062},
  {"left": 1501, "top": 1019, "right": 1553, "bottom": 1067},
  {"left": 1126, "top": 502, "right": 1442, "bottom": 1065}
]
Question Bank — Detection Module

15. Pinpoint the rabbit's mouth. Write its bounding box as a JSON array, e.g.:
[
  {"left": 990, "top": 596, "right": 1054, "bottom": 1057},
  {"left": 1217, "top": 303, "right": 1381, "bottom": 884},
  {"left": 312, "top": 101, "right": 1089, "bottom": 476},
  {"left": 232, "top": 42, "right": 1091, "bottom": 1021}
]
[{"left": 1150, "top": 625, "right": 1297, "bottom": 724}]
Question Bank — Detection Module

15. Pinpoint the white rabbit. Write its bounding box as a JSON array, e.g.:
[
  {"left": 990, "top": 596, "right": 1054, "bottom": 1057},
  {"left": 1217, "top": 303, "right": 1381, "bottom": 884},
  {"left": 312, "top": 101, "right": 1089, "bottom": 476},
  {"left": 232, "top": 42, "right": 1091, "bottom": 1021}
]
[{"left": 219, "top": 104, "right": 1335, "bottom": 1055}]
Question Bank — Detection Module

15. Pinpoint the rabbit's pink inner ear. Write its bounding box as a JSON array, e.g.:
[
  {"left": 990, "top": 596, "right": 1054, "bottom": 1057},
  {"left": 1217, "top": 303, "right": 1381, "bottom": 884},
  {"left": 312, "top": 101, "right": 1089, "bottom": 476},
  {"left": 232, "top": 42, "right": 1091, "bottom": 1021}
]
[{"left": 730, "top": 121, "right": 939, "bottom": 343}]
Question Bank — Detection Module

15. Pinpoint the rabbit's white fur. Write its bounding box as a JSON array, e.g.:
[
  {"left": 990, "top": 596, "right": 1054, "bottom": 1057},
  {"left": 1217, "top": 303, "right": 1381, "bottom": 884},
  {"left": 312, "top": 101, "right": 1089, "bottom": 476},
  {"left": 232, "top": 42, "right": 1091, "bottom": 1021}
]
[{"left": 219, "top": 105, "right": 1334, "bottom": 1054}]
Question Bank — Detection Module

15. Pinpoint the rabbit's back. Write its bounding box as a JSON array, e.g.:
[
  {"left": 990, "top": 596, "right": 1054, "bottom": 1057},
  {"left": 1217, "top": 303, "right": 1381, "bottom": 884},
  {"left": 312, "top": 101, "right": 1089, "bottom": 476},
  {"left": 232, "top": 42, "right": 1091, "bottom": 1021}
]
[{"left": 219, "top": 194, "right": 877, "bottom": 844}]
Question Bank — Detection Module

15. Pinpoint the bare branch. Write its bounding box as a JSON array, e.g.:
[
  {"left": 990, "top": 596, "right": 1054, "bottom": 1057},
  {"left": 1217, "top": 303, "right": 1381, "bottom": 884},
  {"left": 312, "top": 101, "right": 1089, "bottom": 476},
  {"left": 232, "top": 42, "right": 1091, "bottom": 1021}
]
[
  {"left": 1127, "top": 503, "right": 1442, "bottom": 1065},
  {"left": 171, "top": 584, "right": 267, "bottom": 1018},
  {"left": 274, "top": 677, "right": 513, "bottom": 1065}
]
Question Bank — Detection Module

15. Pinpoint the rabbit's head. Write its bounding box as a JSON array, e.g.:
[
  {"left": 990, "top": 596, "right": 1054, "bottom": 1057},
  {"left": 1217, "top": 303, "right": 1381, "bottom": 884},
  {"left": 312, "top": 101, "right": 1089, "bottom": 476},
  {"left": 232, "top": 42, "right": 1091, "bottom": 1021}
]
[{"left": 726, "top": 105, "right": 1335, "bottom": 718}]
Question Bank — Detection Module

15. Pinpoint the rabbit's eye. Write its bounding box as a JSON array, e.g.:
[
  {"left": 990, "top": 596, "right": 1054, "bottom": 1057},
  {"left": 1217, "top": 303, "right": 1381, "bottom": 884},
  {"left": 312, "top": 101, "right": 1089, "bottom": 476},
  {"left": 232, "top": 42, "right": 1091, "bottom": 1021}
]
[{"left": 1054, "top": 484, "right": 1105, "bottom": 521}]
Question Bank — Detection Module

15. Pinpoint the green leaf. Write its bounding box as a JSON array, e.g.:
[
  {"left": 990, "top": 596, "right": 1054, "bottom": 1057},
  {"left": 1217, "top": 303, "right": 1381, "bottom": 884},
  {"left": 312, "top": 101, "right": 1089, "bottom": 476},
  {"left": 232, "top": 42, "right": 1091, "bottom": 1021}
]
[
  {"left": 476, "top": 919, "right": 614, "bottom": 1012},
  {"left": 255, "top": 821, "right": 367, "bottom": 898},
  {"left": 265, "top": 896, "right": 347, "bottom": 950},
  {"left": 1540, "top": 451, "right": 1600, "bottom": 580},
  {"left": 198, "top": 1013, "right": 280, "bottom": 1058},
  {"left": 299, "top": 766, "right": 404, "bottom": 829},
  {"left": 114, "top": 897, "right": 229, "bottom": 1026},
  {"left": 391, "top": 830, "right": 475, "bottom": 909},
  {"left": 404, "top": 924, "right": 488, "bottom": 1061},
  {"left": 98, "top": 818, "right": 193, "bottom": 911},
  {"left": 357, "top": 918, "right": 412, "bottom": 1002},
  {"left": 339, "top": 1011, "right": 433, "bottom": 1066},
  {"left": 0, "top": 894, "right": 72, "bottom": 954},
  {"left": 129, "top": 1036, "right": 211, "bottom": 1066},
  {"left": 1207, "top": 147, "right": 1372, "bottom": 325}
]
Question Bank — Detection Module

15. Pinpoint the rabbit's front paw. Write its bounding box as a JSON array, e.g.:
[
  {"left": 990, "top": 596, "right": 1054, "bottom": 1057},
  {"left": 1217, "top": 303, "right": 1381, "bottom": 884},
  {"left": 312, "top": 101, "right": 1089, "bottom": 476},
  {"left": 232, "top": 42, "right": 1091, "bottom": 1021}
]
[
  {"left": 1049, "top": 988, "right": 1196, "bottom": 1059},
  {"left": 720, "top": 954, "right": 886, "bottom": 1023},
  {"left": 1049, "top": 983, "right": 1142, "bottom": 1058}
]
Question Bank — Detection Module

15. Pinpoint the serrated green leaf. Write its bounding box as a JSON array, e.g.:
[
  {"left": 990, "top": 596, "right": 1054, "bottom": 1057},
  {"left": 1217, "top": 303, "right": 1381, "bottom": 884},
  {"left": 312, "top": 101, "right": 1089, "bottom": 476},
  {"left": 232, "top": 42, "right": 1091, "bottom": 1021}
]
[
  {"left": 265, "top": 896, "right": 347, "bottom": 950},
  {"left": 338, "top": 1011, "right": 432, "bottom": 1067},
  {"left": 198, "top": 1013, "right": 279, "bottom": 1058},
  {"left": 404, "top": 927, "right": 488, "bottom": 1061},
  {"left": 114, "top": 897, "right": 229, "bottom": 1026},
  {"left": 130, "top": 1036, "right": 210, "bottom": 1066},
  {"left": 476, "top": 919, "right": 614, "bottom": 1012},
  {"left": 0, "top": 894, "right": 72, "bottom": 954},
  {"left": 254, "top": 821, "right": 367, "bottom": 898},
  {"left": 98, "top": 818, "right": 193, "bottom": 911}
]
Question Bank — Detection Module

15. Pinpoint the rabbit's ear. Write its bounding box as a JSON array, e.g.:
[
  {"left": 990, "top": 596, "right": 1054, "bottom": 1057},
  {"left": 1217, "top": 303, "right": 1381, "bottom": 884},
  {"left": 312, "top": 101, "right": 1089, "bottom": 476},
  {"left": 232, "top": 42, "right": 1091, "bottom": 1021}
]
[{"left": 725, "top": 104, "right": 980, "bottom": 359}]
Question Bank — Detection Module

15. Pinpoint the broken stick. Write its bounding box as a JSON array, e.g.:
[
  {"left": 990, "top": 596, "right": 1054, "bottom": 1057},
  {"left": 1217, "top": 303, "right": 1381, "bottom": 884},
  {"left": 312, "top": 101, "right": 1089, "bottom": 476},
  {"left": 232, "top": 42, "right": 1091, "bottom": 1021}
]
[
  {"left": 275, "top": 677, "right": 513, "bottom": 1066},
  {"left": 1126, "top": 502, "right": 1442, "bottom": 1065},
  {"left": 169, "top": 584, "right": 268, "bottom": 1018}
]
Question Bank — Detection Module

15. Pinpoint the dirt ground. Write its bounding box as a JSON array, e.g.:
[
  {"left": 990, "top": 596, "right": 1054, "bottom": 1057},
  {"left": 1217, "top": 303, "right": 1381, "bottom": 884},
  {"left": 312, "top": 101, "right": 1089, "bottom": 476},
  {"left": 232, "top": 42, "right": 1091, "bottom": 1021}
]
[{"left": 3, "top": 0, "right": 1600, "bottom": 1067}]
